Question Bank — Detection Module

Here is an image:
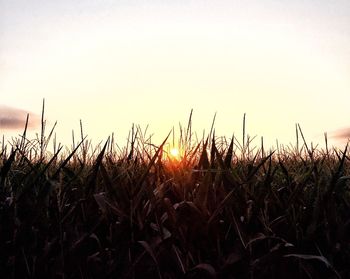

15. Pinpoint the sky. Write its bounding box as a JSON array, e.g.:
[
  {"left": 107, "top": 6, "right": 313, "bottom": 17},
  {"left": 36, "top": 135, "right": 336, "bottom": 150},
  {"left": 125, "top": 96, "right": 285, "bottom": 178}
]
[{"left": 1, "top": 0, "right": 350, "bottom": 150}]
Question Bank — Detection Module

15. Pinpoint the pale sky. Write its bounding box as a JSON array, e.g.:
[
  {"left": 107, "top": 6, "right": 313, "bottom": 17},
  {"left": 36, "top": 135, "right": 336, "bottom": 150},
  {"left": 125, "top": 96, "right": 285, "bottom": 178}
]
[{"left": 1, "top": 0, "right": 350, "bottom": 149}]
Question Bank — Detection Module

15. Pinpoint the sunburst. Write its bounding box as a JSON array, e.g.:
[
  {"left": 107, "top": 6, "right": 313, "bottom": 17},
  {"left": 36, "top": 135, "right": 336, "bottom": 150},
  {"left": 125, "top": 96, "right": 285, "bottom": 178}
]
[{"left": 170, "top": 147, "right": 180, "bottom": 159}]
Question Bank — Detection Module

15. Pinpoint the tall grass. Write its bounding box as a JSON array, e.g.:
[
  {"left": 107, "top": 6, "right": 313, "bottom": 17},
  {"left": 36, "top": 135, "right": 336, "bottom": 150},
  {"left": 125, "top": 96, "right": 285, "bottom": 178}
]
[{"left": 0, "top": 107, "right": 349, "bottom": 278}]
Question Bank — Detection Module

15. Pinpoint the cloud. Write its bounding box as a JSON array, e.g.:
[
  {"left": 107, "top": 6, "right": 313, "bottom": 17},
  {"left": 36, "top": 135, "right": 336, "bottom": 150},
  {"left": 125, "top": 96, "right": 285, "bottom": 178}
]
[
  {"left": 331, "top": 128, "right": 350, "bottom": 140},
  {"left": 0, "top": 105, "right": 40, "bottom": 130}
]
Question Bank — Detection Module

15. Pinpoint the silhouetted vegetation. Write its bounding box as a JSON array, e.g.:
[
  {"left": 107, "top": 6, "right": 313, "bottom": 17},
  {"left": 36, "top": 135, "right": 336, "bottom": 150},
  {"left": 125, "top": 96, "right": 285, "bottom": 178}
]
[{"left": 1, "top": 107, "right": 350, "bottom": 278}]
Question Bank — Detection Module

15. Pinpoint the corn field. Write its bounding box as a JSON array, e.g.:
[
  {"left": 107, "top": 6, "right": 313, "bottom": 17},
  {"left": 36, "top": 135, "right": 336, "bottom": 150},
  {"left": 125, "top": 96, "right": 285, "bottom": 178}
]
[{"left": 0, "top": 112, "right": 350, "bottom": 279}]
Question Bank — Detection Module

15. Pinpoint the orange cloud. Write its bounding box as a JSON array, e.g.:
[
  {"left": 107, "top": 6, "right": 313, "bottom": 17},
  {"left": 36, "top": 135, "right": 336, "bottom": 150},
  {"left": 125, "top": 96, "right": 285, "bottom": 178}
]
[{"left": 0, "top": 105, "right": 40, "bottom": 130}]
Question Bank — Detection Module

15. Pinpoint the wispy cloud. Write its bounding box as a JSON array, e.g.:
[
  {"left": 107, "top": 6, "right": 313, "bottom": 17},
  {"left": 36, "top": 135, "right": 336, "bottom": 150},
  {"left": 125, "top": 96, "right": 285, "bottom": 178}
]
[
  {"left": 331, "top": 128, "right": 350, "bottom": 140},
  {"left": 0, "top": 105, "right": 40, "bottom": 130}
]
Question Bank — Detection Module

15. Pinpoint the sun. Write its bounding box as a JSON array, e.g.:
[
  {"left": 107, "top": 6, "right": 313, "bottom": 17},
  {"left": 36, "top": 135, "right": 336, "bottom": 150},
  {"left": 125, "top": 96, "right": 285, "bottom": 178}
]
[{"left": 170, "top": 147, "right": 180, "bottom": 159}]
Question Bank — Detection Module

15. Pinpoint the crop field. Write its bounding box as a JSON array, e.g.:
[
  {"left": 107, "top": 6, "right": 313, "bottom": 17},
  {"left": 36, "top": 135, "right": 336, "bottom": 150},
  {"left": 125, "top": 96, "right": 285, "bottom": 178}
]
[{"left": 0, "top": 113, "right": 350, "bottom": 279}]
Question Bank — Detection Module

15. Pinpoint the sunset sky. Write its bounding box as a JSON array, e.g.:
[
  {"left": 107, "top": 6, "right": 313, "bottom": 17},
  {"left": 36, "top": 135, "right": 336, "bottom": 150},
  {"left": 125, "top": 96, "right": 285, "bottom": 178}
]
[{"left": 1, "top": 0, "right": 350, "bottom": 149}]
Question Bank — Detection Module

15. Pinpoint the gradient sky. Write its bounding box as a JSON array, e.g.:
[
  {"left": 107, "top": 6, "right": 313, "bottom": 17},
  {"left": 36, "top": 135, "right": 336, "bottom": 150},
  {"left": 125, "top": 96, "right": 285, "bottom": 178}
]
[{"left": 1, "top": 0, "right": 350, "bottom": 149}]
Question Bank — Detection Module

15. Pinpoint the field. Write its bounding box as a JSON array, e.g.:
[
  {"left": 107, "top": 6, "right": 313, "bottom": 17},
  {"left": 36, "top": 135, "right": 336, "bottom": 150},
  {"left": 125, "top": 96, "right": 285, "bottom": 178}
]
[{"left": 1, "top": 112, "right": 350, "bottom": 279}]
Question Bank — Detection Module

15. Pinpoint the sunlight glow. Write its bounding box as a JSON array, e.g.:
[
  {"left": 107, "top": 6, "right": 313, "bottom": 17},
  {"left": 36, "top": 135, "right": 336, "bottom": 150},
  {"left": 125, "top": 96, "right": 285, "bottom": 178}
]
[{"left": 170, "top": 147, "right": 180, "bottom": 159}]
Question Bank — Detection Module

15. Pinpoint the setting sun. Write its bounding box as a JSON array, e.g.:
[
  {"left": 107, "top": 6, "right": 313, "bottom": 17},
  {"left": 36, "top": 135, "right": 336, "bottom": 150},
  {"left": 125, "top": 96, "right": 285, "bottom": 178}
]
[{"left": 170, "top": 147, "right": 180, "bottom": 159}]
